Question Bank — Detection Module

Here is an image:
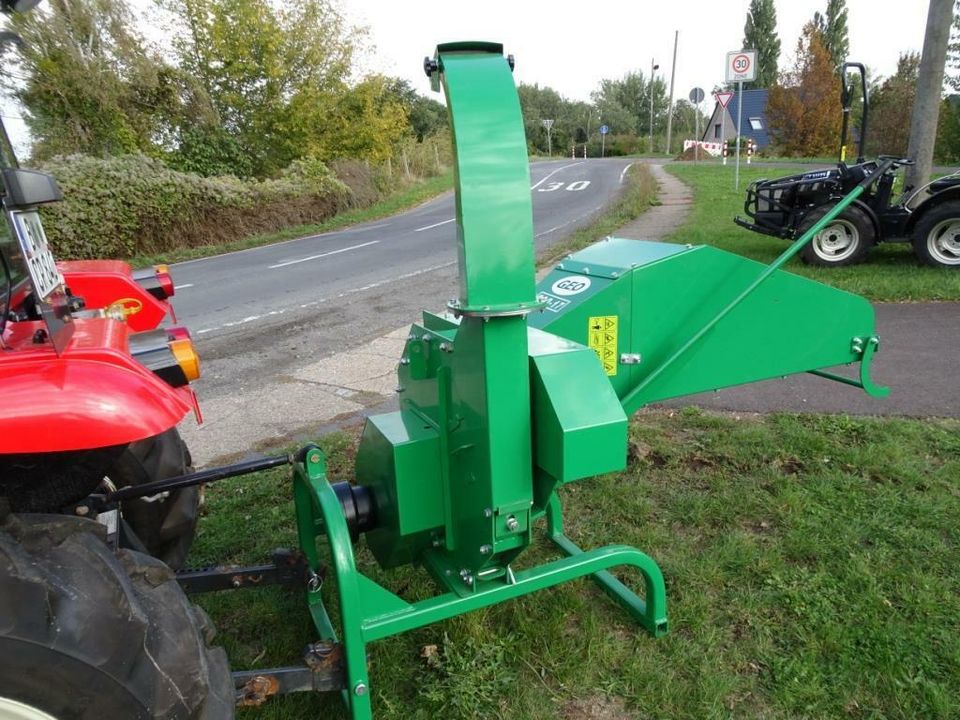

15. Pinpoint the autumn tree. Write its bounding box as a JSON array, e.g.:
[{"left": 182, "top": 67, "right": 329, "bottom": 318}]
[
  {"left": 160, "top": 0, "right": 406, "bottom": 177},
  {"left": 742, "top": 0, "right": 780, "bottom": 88},
  {"left": 766, "top": 24, "right": 843, "bottom": 156},
  {"left": 2, "top": 0, "right": 181, "bottom": 159},
  {"left": 867, "top": 53, "right": 920, "bottom": 156},
  {"left": 814, "top": 0, "right": 850, "bottom": 69}
]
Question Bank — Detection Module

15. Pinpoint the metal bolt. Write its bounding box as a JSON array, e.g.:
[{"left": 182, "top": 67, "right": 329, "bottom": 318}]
[
  {"left": 583, "top": 267, "right": 590, "bottom": 273},
  {"left": 459, "top": 568, "right": 474, "bottom": 586},
  {"left": 439, "top": 342, "right": 452, "bottom": 353},
  {"left": 483, "top": 508, "right": 493, "bottom": 518},
  {"left": 557, "top": 263, "right": 565, "bottom": 270},
  {"left": 400, "top": 357, "right": 410, "bottom": 365},
  {"left": 480, "top": 544, "right": 492, "bottom": 555},
  {"left": 407, "top": 334, "right": 416, "bottom": 341},
  {"left": 611, "top": 271, "right": 618, "bottom": 278},
  {"left": 354, "top": 682, "right": 368, "bottom": 697},
  {"left": 506, "top": 516, "right": 519, "bottom": 532},
  {"left": 232, "top": 578, "right": 242, "bottom": 588},
  {"left": 75, "top": 505, "right": 89, "bottom": 516},
  {"left": 395, "top": 385, "right": 405, "bottom": 393}
]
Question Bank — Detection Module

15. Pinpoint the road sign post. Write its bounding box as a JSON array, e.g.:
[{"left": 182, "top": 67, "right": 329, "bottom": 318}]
[
  {"left": 688, "top": 87, "right": 704, "bottom": 163},
  {"left": 600, "top": 124, "right": 609, "bottom": 158},
  {"left": 726, "top": 50, "right": 757, "bottom": 190},
  {"left": 715, "top": 91, "right": 733, "bottom": 166},
  {"left": 542, "top": 118, "right": 554, "bottom": 156}
]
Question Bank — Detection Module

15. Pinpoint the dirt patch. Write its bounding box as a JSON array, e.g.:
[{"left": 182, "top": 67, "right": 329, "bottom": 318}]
[{"left": 560, "top": 695, "right": 632, "bottom": 720}]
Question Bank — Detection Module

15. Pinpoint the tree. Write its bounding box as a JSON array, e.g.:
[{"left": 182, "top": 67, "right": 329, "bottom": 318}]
[
  {"left": 2, "top": 0, "right": 179, "bottom": 159},
  {"left": 160, "top": 0, "right": 404, "bottom": 177},
  {"left": 867, "top": 53, "right": 920, "bottom": 156},
  {"left": 742, "top": 0, "right": 780, "bottom": 88},
  {"left": 945, "top": 0, "right": 960, "bottom": 90},
  {"left": 813, "top": 0, "right": 850, "bottom": 69},
  {"left": 766, "top": 24, "right": 843, "bottom": 156}
]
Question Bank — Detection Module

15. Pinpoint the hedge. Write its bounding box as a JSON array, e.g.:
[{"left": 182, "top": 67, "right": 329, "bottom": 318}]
[{"left": 37, "top": 154, "right": 352, "bottom": 259}]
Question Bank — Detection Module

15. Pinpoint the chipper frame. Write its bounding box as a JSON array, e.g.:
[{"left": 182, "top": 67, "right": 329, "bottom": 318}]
[{"left": 282, "top": 43, "right": 887, "bottom": 719}]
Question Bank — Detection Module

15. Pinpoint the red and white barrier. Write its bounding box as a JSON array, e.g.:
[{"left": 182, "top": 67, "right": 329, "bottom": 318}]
[{"left": 683, "top": 140, "right": 723, "bottom": 157}]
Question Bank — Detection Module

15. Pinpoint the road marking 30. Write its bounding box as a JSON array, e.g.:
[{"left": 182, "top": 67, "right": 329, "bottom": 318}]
[{"left": 529, "top": 161, "right": 584, "bottom": 190}]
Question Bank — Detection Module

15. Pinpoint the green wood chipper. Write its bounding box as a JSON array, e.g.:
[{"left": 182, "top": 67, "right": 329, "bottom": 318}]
[{"left": 80, "top": 41, "right": 889, "bottom": 719}]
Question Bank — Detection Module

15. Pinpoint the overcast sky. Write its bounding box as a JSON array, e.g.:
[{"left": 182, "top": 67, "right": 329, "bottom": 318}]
[
  {"left": 348, "top": 0, "right": 931, "bottom": 104},
  {"left": 1, "top": 0, "right": 936, "bottom": 156}
]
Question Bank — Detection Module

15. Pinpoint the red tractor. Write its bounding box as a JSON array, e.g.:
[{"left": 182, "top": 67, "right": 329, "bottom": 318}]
[{"left": 0, "top": 5, "right": 234, "bottom": 715}]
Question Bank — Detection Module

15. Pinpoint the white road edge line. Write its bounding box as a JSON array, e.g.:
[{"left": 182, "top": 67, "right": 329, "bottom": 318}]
[
  {"left": 619, "top": 162, "right": 634, "bottom": 184},
  {"left": 174, "top": 223, "right": 391, "bottom": 267},
  {"left": 414, "top": 218, "right": 455, "bottom": 232},
  {"left": 194, "top": 261, "right": 457, "bottom": 336},
  {"left": 529, "top": 161, "right": 584, "bottom": 190},
  {"left": 174, "top": 283, "right": 194, "bottom": 290},
  {"left": 268, "top": 240, "right": 379, "bottom": 269}
]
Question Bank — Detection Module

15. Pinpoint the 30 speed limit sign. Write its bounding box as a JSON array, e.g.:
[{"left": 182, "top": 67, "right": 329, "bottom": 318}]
[{"left": 726, "top": 50, "right": 757, "bottom": 82}]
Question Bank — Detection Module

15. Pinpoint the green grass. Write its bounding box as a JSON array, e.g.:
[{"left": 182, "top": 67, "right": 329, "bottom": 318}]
[
  {"left": 191, "top": 410, "right": 960, "bottom": 719},
  {"left": 130, "top": 172, "right": 454, "bottom": 267},
  {"left": 665, "top": 164, "right": 960, "bottom": 302},
  {"left": 538, "top": 162, "right": 658, "bottom": 268}
]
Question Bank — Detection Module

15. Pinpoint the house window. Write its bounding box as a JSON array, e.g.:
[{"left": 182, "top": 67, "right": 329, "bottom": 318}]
[
  {"left": 714, "top": 123, "right": 721, "bottom": 139},
  {"left": 749, "top": 117, "right": 764, "bottom": 131}
]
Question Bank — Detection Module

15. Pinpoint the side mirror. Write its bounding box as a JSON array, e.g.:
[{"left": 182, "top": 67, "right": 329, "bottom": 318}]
[{"left": 2, "top": 168, "right": 63, "bottom": 208}]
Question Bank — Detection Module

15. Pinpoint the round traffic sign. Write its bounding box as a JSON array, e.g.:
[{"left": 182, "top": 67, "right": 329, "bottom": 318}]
[
  {"left": 688, "top": 87, "right": 705, "bottom": 104},
  {"left": 599, "top": 124, "right": 609, "bottom": 135},
  {"left": 732, "top": 54, "right": 751, "bottom": 74}
]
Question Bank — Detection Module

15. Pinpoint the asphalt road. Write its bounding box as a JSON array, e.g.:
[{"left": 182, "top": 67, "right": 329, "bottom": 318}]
[{"left": 172, "top": 158, "right": 633, "bottom": 399}]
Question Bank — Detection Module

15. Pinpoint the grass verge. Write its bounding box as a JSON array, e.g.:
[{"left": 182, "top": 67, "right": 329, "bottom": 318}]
[
  {"left": 538, "top": 162, "right": 659, "bottom": 268},
  {"left": 130, "top": 171, "right": 454, "bottom": 267},
  {"left": 191, "top": 409, "right": 960, "bottom": 720},
  {"left": 666, "top": 163, "right": 960, "bottom": 302}
]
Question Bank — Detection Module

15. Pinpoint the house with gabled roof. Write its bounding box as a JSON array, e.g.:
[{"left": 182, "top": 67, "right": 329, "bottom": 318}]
[{"left": 701, "top": 88, "right": 771, "bottom": 149}]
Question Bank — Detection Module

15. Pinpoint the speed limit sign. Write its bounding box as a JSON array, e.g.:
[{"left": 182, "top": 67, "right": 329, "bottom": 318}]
[{"left": 726, "top": 50, "right": 757, "bottom": 82}]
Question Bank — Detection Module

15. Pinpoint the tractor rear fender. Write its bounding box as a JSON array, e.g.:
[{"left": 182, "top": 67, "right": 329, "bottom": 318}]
[
  {"left": 0, "top": 323, "right": 196, "bottom": 454},
  {"left": 59, "top": 260, "right": 170, "bottom": 332},
  {"left": 903, "top": 187, "right": 960, "bottom": 235}
]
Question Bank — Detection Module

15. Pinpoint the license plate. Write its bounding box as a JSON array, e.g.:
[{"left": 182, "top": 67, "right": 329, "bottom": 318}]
[{"left": 10, "top": 209, "right": 62, "bottom": 301}]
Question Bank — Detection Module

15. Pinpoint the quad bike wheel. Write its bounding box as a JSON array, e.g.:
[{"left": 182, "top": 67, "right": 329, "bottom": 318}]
[
  {"left": 912, "top": 200, "right": 960, "bottom": 268},
  {"left": 0, "top": 513, "right": 233, "bottom": 719},
  {"left": 798, "top": 204, "right": 874, "bottom": 267},
  {"left": 109, "top": 427, "right": 200, "bottom": 569}
]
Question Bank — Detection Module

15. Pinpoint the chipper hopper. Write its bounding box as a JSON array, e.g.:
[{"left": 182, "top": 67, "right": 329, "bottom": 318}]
[{"left": 85, "top": 42, "right": 888, "bottom": 719}]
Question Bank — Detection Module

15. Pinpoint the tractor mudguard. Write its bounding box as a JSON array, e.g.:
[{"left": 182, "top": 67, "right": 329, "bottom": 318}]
[
  {"left": 0, "top": 318, "right": 195, "bottom": 453},
  {"left": 59, "top": 260, "right": 171, "bottom": 332},
  {"left": 903, "top": 186, "right": 960, "bottom": 236}
]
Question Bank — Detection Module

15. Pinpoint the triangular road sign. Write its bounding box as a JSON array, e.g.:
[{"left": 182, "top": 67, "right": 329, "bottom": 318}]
[{"left": 715, "top": 91, "right": 734, "bottom": 109}]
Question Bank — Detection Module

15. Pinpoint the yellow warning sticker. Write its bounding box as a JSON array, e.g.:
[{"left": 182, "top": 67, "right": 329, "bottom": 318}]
[{"left": 588, "top": 315, "right": 618, "bottom": 376}]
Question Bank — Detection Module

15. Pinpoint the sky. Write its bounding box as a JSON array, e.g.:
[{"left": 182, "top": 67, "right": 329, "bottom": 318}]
[
  {"left": 0, "top": 0, "right": 936, "bottom": 155},
  {"left": 346, "top": 0, "right": 931, "bottom": 105}
]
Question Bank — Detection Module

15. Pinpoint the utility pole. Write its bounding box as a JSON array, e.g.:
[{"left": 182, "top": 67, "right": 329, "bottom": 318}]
[
  {"left": 664, "top": 31, "right": 679, "bottom": 154},
  {"left": 906, "top": 0, "right": 953, "bottom": 191},
  {"left": 649, "top": 58, "right": 660, "bottom": 154}
]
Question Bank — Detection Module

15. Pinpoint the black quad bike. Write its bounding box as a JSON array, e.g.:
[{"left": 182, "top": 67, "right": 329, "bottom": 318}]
[{"left": 735, "top": 62, "right": 960, "bottom": 268}]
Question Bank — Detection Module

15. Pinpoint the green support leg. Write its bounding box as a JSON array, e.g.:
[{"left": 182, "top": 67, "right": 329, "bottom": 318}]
[
  {"left": 294, "top": 447, "right": 373, "bottom": 720},
  {"left": 545, "top": 492, "right": 668, "bottom": 637},
  {"left": 294, "top": 449, "right": 669, "bottom": 720}
]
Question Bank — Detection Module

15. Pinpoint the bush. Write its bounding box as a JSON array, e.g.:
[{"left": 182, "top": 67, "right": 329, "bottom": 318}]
[{"left": 37, "top": 153, "right": 351, "bottom": 259}]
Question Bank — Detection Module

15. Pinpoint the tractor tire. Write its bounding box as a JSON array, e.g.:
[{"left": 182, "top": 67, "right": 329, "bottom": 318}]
[
  {"left": 911, "top": 200, "right": 960, "bottom": 268},
  {"left": 798, "top": 204, "right": 874, "bottom": 267},
  {"left": 108, "top": 427, "right": 200, "bottom": 569},
  {"left": 0, "top": 513, "right": 234, "bottom": 720}
]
